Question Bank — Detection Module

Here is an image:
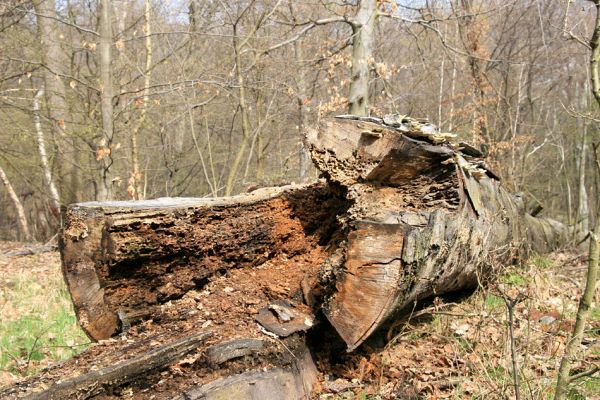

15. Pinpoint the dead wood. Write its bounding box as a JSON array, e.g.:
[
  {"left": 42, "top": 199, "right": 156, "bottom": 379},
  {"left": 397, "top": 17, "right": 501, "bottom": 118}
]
[
  {"left": 305, "top": 117, "right": 570, "bottom": 350},
  {"left": 205, "top": 338, "right": 264, "bottom": 366},
  {"left": 173, "top": 341, "right": 317, "bottom": 400},
  {"left": 6, "top": 115, "right": 572, "bottom": 399},
  {"left": 60, "top": 183, "right": 345, "bottom": 341},
  {"left": 24, "top": 331, "right": 212, "bottom": 400}
]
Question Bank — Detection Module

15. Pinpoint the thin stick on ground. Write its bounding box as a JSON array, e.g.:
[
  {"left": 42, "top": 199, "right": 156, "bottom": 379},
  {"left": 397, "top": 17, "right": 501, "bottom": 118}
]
[{"left": 504, "top": 292, "right": 526, "bottom": 400}]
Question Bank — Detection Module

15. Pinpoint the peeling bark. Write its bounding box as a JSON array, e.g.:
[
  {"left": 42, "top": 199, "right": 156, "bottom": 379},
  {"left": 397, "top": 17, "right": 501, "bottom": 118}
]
[{"left": 306, "top": 118, "right": 569, "bottom": 350}]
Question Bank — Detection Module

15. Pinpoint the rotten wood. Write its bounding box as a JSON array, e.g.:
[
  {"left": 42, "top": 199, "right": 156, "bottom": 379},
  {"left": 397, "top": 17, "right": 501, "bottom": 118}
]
[
  {"left": 306, "top": 117, "right": 570, "bottom": 350},
  {"left": 25, "top": 331, "right": 212, "bottom": 400},
  {"left": 205, "top": 338, "right": 264, "bottom": 366},
  {"left": 174, "top": 341, "right": 317, "bottom": 400},
  {"left": 60, "top": 183, "right": 345, "bottom": 340}
]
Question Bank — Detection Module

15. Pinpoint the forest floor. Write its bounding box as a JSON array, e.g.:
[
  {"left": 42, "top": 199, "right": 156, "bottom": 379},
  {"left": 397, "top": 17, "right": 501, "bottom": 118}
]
[{"left": 0, "top": 241, "right": 598, "bottom": 399}]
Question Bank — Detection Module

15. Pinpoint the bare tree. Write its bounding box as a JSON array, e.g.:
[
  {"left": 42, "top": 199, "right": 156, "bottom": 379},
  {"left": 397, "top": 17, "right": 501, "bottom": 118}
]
[
  {"left": 97, "top": 0, "right": 115, "bottom": 201},
  {"left": 0, "top": 164, "right": 32, "bottom": 241}
]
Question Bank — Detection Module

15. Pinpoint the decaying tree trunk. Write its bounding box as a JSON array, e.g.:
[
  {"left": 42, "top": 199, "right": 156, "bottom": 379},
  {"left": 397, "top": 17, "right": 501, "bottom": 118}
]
[
  {"left": 5, "top": 116, "right": 570, "bottom": 399},
  {"left": 305, "top": 117, "right": 569, "bottom": 350}
]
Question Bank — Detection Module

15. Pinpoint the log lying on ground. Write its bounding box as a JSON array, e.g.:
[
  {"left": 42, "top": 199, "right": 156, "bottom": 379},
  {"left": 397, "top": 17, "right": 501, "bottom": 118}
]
[
  {"left": 25, "top": 331, "right": 213, "bottom": 400},
  {"left": 60, "top": 183, "right": 346, "bottom": 340},
  {"left": 27, "top": 183, "right": 337, "bottom": 399},
  {"left": 306, "top": 117, "right": 570, "bottom": 350},
  {"left": 7, "top": 115, "right": 570, "bottom": 399}
]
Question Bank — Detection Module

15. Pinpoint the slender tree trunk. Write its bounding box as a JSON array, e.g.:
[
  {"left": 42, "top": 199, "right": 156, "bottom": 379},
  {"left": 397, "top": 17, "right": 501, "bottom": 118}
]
[
  {"left": 33, "top": 0, "right": 79, "bottom": 204},
  {"left": 555, "top": 160, "right": 600, "bottom": 399},
  {"left": 458, "top": 0, "right": 490, "bottom": 147},
  {"left": 294, "top": 38, "right": 311, "bottom": 180},
  {"left": 33, "top": 89, "right": 61, "bottom": 215},
  {"left": 98, "top": 0, "right": 114, "bottom": 201},
  {"left": 129, "top": 0, "right": 152, "bottom": 200},
  {"left": 577, "top": 124, "right": 589, "bottom": 233},
  {"left": 0, "top": 165, "right": 32, "bottom": 242},
  {"left": 225, "top": 26, "right": 252, "bottom": 196},
  {"left": 576, "top": 80, "right": 590, "bottom": 234},
  {"left": 348, "top": 0, "right": 376, "bottom": 116},
  {"left": 554, "top": 1, "right": 600, "bottom": 397}
]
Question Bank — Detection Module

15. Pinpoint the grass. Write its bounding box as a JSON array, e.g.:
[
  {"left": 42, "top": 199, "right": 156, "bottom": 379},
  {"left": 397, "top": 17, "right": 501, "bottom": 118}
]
[{"left": 0, "top": 247, "right": 89, "bottom": 386}]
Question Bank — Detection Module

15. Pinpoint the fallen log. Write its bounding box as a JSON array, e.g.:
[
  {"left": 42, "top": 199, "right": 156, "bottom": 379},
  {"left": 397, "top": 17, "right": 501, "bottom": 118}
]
[
  {"left": 25, "top": 331, "right": 213, "bottom": 400},
  {"left": 5, "top": 115, "right": 571, "bottom": 399},
  {"left": 306, "top": 117, "right": 570, "bottom": 350},
  {"left": 60, "top": 184, "right": 346, "bottom": 340}
]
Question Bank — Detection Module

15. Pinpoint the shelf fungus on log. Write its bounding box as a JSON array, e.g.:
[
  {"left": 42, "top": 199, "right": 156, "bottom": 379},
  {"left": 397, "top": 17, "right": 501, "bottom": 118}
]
[{"left": 305, "top": 117, "right": 570, "bottom": 350}]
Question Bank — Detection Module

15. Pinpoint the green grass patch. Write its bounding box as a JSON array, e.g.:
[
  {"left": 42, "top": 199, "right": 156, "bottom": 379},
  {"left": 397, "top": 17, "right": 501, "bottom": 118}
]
[
  {"left": 0, "top": 254, "right": 89, "bottom": 377},
  {"left": 529, "top": 254, "right": 555, "bottom": 270},
  {"left": 484, "top": 294, "right": 504, "bottom": 311},
  {"left": 502, "top": 272, "right": 526, "bottom": 286}
]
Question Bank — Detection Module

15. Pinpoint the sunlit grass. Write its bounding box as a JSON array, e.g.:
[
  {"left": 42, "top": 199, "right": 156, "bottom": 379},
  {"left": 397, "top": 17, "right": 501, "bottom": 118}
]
[{"left": 0, "top": 251, "right": 89, "bottom": 383}]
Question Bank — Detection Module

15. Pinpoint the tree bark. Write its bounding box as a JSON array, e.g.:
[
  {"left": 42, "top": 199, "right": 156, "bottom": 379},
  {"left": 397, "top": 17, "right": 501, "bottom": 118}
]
[
  {"left": 305, "top": 117, "right": 570, "bottom": 350},
  {"left": 0, "top": 164, "right": 32, "bottom": 242},
  {"left": 348, "top": 0, "right": 376, "bottom": 116},
  {"left": 224, "top": 24, "right": 253, "bottom": 196},
  {"left": 33, "top": 89, "right": 61, "bottom": 216},
  {"left": 98, "top": 0, "right": 115, "bottom": 201},
  {"left": 128, "top": 0, "right": 152, "bottom": 200}
]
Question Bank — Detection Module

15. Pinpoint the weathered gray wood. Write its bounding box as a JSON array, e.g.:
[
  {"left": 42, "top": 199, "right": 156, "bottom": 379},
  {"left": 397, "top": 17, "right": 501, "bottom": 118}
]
[
  {"left": 205, "top": 339, "right": 264, "bottom": 366},
  {"left": 25, "top": 331, "right": 212, "bottom": 400},
  {"left": 306, "top": 118, "right": 570, "bottom": 350},
  {"left": 174, "top": 342, "right": 317, "bottom": 400}
]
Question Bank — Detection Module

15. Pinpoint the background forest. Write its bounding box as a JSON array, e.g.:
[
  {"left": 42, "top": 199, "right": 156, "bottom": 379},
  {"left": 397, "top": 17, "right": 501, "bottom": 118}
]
[{"left": 0, "top": 0, "right": 598, "bottom": 241}]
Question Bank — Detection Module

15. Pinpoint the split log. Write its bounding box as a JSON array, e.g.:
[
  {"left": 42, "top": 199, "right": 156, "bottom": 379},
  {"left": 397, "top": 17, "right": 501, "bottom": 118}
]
[
  {"left": 305, "top": 117, "right": 570, "bottom": 350},
  {"left": 9, "top": 115, "right": 570, "bottom": 399},
  {"left": 60, "top": 183, "right": 345, "bottom": 340}
]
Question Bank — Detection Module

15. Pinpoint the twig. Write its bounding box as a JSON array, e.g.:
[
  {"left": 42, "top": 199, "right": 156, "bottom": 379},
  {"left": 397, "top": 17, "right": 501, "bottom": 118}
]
[
  {"left": 568, "top": 365, "right": 600, "bottom": 382},
  {"left": 502, "top": 291, "right": 527, "bottom": 400}
]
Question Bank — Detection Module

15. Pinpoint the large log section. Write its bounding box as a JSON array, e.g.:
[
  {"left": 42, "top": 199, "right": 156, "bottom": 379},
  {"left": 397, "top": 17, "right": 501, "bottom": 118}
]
[
  {"left": 305, "top": 117, "right": 569, "bottom": 350},
  {"left": 61, "top": 185, "right": 346, "bottom": 340},
  {"left": 19, "top": 115, "right": 568, "bottom": 399}
]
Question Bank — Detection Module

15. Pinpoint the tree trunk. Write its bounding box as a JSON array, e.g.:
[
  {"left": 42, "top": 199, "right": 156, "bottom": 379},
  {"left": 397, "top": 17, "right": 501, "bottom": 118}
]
[
  {"left": 224, "top": 25, "right": 253, "bottom": 196},
  {"left": 348, "top": 0, "right": 376, "bottom": 116},
  {"left": 128, "top": 0, "right": 152, "bottom": 201},
  {"left": 0, "top": 165, "right": 32, "bottom": 242},
  {"left": 33, "top": 0, "right": 80, "bottom": 204},
  {"left": 60, "top": 116, "right": 569, "bottom": 347},
  {"left": 33, "top": 89, "right": 61, "bottom": 216},
  {"left": 305, "top": 117, "right": 570, "bottom": 350},
  {"left": 457, "top": 0, "right": 490, "bottom": 146},
  {"left": 98, "top": 0, "right": 115, "bottom": 201}
]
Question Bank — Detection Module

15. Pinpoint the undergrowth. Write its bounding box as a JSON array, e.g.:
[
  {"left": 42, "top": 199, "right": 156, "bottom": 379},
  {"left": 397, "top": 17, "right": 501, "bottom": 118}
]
[
  {"left": 0, "top": 244, "right": 89, "bottom": 386},
  {"left": 318, "top": 251, "right": 600, "bottom": 399}
]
